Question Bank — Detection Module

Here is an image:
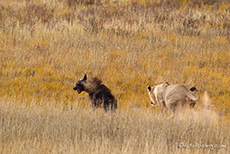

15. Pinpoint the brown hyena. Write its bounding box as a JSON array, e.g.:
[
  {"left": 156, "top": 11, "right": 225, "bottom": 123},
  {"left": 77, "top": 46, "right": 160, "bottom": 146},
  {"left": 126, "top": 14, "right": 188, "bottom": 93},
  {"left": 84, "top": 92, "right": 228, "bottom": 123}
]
[
  {"left": 73, "top": 74, "right": 118, "bottom": 112},
  {"left": 147, "top": 82, "right": 200, "bottom": 117}
]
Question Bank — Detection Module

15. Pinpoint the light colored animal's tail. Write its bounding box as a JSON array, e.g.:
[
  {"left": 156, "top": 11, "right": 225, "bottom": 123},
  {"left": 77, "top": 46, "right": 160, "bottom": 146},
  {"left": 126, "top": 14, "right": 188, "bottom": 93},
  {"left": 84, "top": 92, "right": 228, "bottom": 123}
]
[{"left": 189, "top": 87, "right": 200, "bottom": 101}]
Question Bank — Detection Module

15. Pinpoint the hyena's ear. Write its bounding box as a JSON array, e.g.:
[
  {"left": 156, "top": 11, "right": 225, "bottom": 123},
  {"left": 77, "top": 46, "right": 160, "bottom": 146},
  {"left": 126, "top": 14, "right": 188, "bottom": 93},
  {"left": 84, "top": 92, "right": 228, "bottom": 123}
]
[
  {"left": 147, "top": 85, "right": 151, "bottom": 91},
  {"left": 83, "top": 74, "right": 87, "bottom": 80}
]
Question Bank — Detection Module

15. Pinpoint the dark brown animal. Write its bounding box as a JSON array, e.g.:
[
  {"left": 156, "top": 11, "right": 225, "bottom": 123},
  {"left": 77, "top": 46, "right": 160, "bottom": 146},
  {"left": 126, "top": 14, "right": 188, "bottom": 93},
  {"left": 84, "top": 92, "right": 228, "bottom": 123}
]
[{"left": 73, "top": 74, "right": 117, "bottom": 112}]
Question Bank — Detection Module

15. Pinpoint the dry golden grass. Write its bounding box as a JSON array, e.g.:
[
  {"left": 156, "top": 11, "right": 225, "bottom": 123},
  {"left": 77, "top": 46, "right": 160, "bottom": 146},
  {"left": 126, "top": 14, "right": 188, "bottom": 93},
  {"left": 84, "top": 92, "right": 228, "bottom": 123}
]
[
  {"left": 0, "top": 101, "right": 229, "bottom": 154},
  {"left": 0, "top": 0, "right": 230, "bottom": 153}
]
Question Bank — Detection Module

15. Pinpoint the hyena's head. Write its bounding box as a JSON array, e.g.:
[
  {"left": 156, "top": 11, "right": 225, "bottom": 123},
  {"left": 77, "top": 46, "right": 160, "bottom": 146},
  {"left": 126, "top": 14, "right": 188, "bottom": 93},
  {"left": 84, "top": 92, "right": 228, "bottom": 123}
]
[
  {"left": 147, "top": 85, "right": 158, "bottom": 106},
  {"left": 73, "top": 74, "right": 87, "bottom": 94}
]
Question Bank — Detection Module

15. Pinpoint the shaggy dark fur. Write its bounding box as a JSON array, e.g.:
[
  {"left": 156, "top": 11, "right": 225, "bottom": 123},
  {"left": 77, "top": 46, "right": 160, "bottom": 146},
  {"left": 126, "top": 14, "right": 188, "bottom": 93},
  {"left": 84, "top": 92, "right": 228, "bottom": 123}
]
[{"left": 73, "top": 74, "right": 117, "bottom": 112}]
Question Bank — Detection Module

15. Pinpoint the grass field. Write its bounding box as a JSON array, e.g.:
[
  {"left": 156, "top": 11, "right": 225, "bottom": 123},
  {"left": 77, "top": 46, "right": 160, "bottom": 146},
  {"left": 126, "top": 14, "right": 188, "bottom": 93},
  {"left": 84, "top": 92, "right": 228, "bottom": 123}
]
[
  {"left": 0, "top": 100, "right": 229, "bottom": 154},
  {"left": 0, "top": 0, "right": 230, "bottom": 153}
]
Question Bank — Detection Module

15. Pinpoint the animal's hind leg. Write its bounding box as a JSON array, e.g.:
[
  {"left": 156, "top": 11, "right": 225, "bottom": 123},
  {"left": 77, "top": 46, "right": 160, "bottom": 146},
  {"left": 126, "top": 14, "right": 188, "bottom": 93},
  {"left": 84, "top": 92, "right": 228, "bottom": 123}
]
[
  {"left": 110, "top": 103, "right": 117, "bottom": 112},
  {"left": 103, "top": 104, "right": 108, "bottom": 112},
  {"left": 91, "top": 106, "right": 96, "bottom": 112},
  {"left": 189, "top": 102, "right": 196, "bottom": 109},
  {"left": 103, "top": 101, "right": 109, "bottom": 112},
  {"left": 189, "top": 102, "right": 196, "bottom": 116},
  {"left": 112, "top": 100, "right": 118, "bottom": 110},
  {"left": 168, "top": 105, "right": 177, "bottom": 119},
  {"left": 168, "top": 102, "right": 185, "bottom": 119}
]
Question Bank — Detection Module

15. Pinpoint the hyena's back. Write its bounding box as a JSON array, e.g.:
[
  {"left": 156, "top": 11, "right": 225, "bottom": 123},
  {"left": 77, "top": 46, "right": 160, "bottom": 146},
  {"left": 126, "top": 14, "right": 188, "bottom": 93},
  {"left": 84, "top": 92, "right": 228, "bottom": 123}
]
[{"left": 89, "top": 84, "right": 117, "bottom": 111}]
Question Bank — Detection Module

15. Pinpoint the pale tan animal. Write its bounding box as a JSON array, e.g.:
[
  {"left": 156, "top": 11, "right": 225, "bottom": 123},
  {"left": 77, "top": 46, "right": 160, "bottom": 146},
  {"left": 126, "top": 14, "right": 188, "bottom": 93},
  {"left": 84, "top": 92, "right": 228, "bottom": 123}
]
[{"left": 147, "top": 82, "right": 200, "bottom": 117}]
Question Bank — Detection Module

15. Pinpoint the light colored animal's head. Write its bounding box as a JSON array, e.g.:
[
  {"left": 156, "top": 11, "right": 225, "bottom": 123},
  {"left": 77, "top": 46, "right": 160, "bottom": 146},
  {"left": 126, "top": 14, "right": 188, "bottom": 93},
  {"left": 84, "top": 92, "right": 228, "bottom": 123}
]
[
  {"left": 147, "top": 85, "right": 158, "bottom": 106},
  {"left": 147, "top": 82, "right": 170, "bottom": 106}
]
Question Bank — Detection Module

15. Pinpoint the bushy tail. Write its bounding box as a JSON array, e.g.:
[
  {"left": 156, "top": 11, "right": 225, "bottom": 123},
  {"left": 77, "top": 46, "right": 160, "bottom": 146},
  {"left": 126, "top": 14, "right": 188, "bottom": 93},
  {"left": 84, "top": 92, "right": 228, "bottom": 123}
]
[{"left": 190, "top": 87, "right": 200, "bottom": 101}]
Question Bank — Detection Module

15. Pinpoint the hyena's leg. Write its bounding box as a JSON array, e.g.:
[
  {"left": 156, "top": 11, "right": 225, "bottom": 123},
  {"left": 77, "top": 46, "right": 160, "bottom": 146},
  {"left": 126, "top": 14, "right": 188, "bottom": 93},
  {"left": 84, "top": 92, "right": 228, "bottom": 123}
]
[
  {"left": 91, "top": 105, "right": 96, "bottom": 112},
  {"left": 91, "top": 100, "right": 96, "bottom": 112},
  {"left": 103, "top": 104, "right": 108, "bottom": 112},
  {"left": 110, "top": 99, "right": 117, "bottom": 111},
  {"left": 103, "top": 99, "right": 109, "bottom": 112}
]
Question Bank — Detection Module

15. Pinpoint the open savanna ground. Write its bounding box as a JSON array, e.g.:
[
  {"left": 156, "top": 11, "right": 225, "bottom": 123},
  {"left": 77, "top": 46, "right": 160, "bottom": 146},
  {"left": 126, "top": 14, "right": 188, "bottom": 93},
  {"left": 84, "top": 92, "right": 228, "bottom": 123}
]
[
  {"left": 0, "top": 0, "right": 230, "bottom": 153},
  {"left": 0, "top": 101, "right": 229, "bottom": 154}
]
